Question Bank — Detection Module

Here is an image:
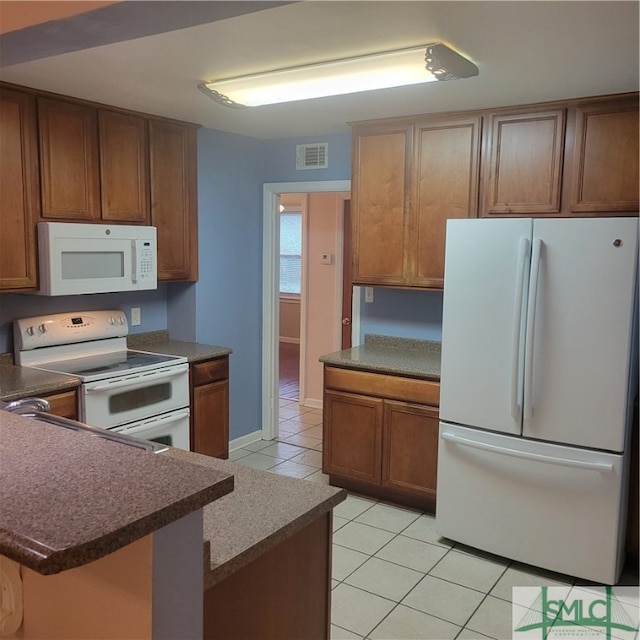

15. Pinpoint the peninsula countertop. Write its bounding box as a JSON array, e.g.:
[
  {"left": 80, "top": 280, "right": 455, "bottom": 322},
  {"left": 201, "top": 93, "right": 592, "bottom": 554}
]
[
  {"left": 166, "top": 448, "right": 346, "bottom": 589},
  {"left": 320, "top": 334, "right": 441, "bottom": 380},
  {"left": 0, "top": 411, "right": 234, "bottom": 575}
]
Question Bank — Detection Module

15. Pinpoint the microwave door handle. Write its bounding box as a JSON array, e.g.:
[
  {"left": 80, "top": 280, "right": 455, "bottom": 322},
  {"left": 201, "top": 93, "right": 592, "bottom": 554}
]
[{"left": 131, "top": 240, "right": 138, "bottom": 283}]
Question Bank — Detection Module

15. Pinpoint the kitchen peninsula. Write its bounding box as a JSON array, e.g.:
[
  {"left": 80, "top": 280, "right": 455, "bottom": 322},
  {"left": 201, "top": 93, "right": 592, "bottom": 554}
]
[{"left": 0, "top": 411, "right": 345, "bottom": 639}]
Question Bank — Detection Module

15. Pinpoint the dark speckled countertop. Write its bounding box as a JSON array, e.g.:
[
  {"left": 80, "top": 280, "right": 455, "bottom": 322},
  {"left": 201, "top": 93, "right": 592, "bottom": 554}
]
[
  {"left": 320, "top": 334, "right": 441, "bottom": 380},
  {"left": 127, "top": 331, "right": 232, "bottom": 362},
  {"left": 166, "top": 448, "right": 346, "bottom": 589},
  {"left": 0, "top": 411, "right": 234, "bottom": 575}
]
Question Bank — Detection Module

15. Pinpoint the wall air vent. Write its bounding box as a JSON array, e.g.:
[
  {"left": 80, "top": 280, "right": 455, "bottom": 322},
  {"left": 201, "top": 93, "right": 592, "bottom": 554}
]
[{"left": 296, "top": 143, "right": 328, "bottom": 170}]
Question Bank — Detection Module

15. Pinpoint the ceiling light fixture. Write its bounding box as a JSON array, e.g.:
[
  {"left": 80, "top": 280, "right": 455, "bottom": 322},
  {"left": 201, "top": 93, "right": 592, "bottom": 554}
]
[{"left": 198, "top": 42, "right": 478, "bottom": 108}]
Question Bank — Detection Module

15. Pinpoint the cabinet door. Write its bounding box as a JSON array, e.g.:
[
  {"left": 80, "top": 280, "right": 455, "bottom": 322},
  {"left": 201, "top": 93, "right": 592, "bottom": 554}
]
[
  {"left": 192, "top": 380, "right": 229, "bottom": 459},
  {"left": 0, "top": 88, "right": 39, "bottom": 290},
  {"left": 411, "top": 115, "right": 481, "bottom": 287},
  {"left": 570, "top": 98, "right": 639, "bottom": 213},
  {"left": 38, "top": 97, "right": 100, "bottom": 220},
  {"left": 482, "top": 109, "right": 565, "bottom": 215},
  {"left": 99, "top": 110, "right": 149, "bottom": 222},
  {"left": 351, "top": 124, "right": 412, "bottom": 285},
  {"left": 382, "top": 400, "right": 439, "bottom": 498},
  {"left": 149, "top": 119, "right": 198, "bottom": 281},
  {"left": 323, "top": 389, "right": 383, "bottom": 485}
]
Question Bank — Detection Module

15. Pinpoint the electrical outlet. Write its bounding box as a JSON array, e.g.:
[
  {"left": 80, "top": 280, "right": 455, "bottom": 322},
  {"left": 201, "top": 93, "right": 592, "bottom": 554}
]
[
  {"left": 131, "top": 307, "right": 141, "bottom": 326},
  {"left": 365, "top": 287, "right": 374, "bottom": 303}
]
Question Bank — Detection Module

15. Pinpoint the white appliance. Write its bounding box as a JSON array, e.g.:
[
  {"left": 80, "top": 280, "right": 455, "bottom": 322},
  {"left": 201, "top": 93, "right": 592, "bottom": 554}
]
[
  {"left": 436, "top": 217, "right": 638, "bottom": 585},
  {"left": 14, "top": 310, "right": 190, "bottom": 451},
  {"left": 37, "top": 222, "right": 157, "bottom": 296}
]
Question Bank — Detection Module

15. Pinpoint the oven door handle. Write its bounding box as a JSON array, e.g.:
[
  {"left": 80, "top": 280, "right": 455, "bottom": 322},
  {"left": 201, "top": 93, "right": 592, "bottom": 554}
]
[
  {"left": 115, "top": 409, "right": 191, "bottom": 435},
  {"left": 85, "top": 364, "right": 189, "bottom": 392}
]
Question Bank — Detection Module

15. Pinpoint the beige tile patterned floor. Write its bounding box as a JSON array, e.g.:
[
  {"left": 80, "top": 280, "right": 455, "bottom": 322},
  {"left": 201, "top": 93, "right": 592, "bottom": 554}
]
[{"left": 228, "top": 398, "right": 640, "bottom": 640}]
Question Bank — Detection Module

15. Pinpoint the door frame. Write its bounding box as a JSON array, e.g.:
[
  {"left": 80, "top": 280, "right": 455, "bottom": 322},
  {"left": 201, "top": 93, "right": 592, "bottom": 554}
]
[{"left": 262, "top": 180, "right": 354, "bottom": 441}]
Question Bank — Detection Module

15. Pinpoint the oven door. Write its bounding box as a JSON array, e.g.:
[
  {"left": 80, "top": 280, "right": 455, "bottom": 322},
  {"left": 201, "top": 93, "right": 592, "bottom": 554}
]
[
  {"left": 81, "top": 363, "right": 189, "bottom": 428},
  {"left": 111, "top": 408, "right": 191, "bottom": 451}
]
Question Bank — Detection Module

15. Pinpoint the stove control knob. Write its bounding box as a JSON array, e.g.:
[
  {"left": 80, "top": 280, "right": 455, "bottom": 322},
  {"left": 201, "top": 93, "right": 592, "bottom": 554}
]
[
  {"left": 108, "top": 316, "right": 115, "bottom": 325},
  {"left": 38, "top": 323, "right": 47, "bottom": 334},
  {"left": 118, "top": 316, "right": 125, "bottom": 325},
  {"left": 26, "top": 326, "right": 35, "bottom": 336}
]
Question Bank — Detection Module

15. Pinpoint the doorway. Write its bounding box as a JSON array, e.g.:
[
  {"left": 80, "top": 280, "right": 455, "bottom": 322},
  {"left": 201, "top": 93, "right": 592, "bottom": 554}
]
[{"left": 262, "top": 180, "right": 354, "bottom": 442}]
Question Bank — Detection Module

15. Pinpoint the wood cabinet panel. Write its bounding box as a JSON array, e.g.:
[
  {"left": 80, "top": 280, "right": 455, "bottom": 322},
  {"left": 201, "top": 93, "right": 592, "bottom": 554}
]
[
  {"left": 570, "top": 99, "right": 639, "bottom": 213},
  {"left": 192, "top": 358, "right": 229, "bottom": 386},
  {"left": 98, "top": 110, "right": 149, "bottom": 222},
  {"left": 0, "top": 87, "right": 39, "bottom": 290},
  {"left": 351, "top": 125, "right": 411, "bottom": 285},
  {"left": 204, "top": 515, "right": 331, "bottom": 640},
  {"left": 482, "top": 109, "right": 565, "bottom": 215},
  {"left": 192, "top": 379, "right": 229, "bottom": 459},
  {"left": 149, "top": 119, "right": 198, "bottom": 281},
  {"left": 324, "top": 366, "right": 440, "bottom": 406},
  {"left": 323, "top": 389, "right": 383, "bottom": 485},
  {"left": 411, "top": 116, "right": 481, "bottom": 287},
  {"left": 323, "top": 366, "right": 441, "bottom": 508},
  {"left": 382, "top": 401, "right": 439, "bottom": 498},
  {"left": 191, "top": 356, "right": 229, "bottom": 459},
  {"left": 38, "top": 97, "right": 100, "bottom": 220}
]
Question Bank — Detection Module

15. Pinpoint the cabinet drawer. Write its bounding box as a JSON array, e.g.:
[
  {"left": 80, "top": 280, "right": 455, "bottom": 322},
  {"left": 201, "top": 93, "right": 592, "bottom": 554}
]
[
  {"left": 324, "top": 366, "right": 439, "bottom": 406},
  {"left": 43, "top": 390, "right": 78, "bottom": 419},
  {"left": 192, "top": 358, "right": 228, "bottom": 386}
]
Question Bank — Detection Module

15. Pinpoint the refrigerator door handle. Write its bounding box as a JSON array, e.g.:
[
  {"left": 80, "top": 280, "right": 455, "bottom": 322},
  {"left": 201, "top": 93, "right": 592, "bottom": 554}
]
[
  {"left": 440, "top": 432, "right": 614, "bottom": 472},
  {"left": 523, "top": 238, "right": 543, "bottom": 421},
  {"left": 510, "top": 238, "right": 530, "bottom": 420}
]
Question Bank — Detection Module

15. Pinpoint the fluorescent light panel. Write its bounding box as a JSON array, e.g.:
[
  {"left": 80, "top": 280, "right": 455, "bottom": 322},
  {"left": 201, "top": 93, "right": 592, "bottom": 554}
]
[{"left": 200, "top": 44, "right": 475, "bottom": 108}]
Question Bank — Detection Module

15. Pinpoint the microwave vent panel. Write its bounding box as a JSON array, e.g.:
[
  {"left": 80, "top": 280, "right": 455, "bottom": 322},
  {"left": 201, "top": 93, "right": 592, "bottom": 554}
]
[{"left": 296, "top": 143, "right": 328, "bottom": 170}]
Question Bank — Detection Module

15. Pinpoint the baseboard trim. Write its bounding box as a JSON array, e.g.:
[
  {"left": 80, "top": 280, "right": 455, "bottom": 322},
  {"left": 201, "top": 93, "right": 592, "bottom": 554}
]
[
  {"left": 229, "top": 429, "right": 265, "bottom": 451},
  {"left": 301, "top": 398, "right": 322, "bottom": 410}
]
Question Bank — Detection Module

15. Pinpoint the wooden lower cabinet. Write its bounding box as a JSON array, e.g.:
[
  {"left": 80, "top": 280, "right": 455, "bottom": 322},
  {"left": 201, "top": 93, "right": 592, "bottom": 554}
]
[
  {"left": 190, "top": 357, "right": 229, "bottom": 459},
  {"left": 323, "top": 366, "right": 440, "bottom": 510},
  {"left": 382, "top": 400, "right": 439, "bottom": 499},
  {"left": 203, "top": 514, "right": 331, "bottom": 640}
]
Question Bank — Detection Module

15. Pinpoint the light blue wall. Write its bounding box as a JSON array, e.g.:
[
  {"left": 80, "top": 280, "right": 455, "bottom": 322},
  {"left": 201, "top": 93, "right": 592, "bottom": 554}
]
[
  {"left": 358, "top": 287, "right": 444, "bottom": 343},
  {"left": 263, "top": 133, "right": 352, "bottom": 183},
  {"left": 187, "top": 128, "right": 265, "bottom": 441}
]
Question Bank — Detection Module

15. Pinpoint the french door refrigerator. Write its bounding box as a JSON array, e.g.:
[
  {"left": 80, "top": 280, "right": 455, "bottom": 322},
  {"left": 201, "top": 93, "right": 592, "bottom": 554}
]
[{"left": 436, "top": 217, "right": 638, "bottom": 585}]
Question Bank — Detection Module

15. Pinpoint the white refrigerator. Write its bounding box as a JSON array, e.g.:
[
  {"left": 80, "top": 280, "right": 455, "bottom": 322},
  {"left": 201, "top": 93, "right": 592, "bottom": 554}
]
[{"left": 436, "top": 217, "right": 638, "bottom": 585}]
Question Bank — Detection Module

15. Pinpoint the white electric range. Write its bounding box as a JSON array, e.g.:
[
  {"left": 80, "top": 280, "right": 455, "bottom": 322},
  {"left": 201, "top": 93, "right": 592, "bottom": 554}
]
[{"left": 14, "top": 310, "right": 190, "bottom": 450}]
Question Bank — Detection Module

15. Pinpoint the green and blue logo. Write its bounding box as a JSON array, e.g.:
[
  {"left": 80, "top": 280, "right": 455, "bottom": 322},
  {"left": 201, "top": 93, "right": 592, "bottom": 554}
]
[{"left": 513, "top": 586, "right": 639, "bottom": 640}]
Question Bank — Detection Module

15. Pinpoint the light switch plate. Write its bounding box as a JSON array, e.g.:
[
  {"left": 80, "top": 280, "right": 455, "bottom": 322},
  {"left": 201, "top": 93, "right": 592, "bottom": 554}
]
[
  {"left": 321, "top": 253, "right": 333, "bottom": 265},
  {"left": 131, "top": 307, "right": 141, "bottom": 326}
]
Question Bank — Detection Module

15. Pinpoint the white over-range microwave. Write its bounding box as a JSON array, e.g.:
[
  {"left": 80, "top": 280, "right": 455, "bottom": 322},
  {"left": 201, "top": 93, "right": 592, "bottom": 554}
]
[{"left": 37, "top": 222, "right": 158, "bottom": 296}]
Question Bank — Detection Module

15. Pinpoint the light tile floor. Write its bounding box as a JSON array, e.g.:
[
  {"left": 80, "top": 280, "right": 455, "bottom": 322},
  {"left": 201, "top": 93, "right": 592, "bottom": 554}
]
[{"left": 229, "top": 399, "right": 640, "bottom": 640}]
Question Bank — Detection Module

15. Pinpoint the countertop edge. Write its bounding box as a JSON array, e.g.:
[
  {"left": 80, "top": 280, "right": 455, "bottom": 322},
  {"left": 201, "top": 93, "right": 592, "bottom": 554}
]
[
  {"left": 203, "top": 489, "right": 346, "bottom": 589},
  {"left": 0, "top": 475, "right": 235, "bottom": 576}
]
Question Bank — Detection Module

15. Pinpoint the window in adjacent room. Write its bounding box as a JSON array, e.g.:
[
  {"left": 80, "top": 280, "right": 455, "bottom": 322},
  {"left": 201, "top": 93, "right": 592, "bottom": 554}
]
[{"left": 280, "top": 211, "right": 302, "bottom": 294}]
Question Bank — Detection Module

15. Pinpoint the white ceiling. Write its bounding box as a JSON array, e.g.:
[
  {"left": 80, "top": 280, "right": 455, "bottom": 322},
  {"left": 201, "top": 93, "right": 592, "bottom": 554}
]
[{"left": 1, "top": 1, "right": 638, "bottom": 140}]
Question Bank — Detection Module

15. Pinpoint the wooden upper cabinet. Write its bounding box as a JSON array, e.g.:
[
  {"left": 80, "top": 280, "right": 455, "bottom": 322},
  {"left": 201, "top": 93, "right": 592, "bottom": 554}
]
[
  {"left": 570, "top": 97, "right": 639, "bottom": 213},
  {"left": 0, "top": 88, "right": 39, "bottom": 290},
  {"left": 351, "top": 115, "right": 480, "bottom": 289},
  {"left": 411, "top": 115, "right": 481, "bottom": 287},
  {"left": 149, "top": 119, "right": 198, "bottom": 281},
  {"left": 351, "top": 124, "right": 412, "bottom": 286},
  {"left": 481, "top": 109, "right": 566, "bottom": 216},
  {"left": 38, "top": 97, "right": 101, "bottom": 220},
  {"left": 98, "top": 110, "right": 149, "bottom": 222}
]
